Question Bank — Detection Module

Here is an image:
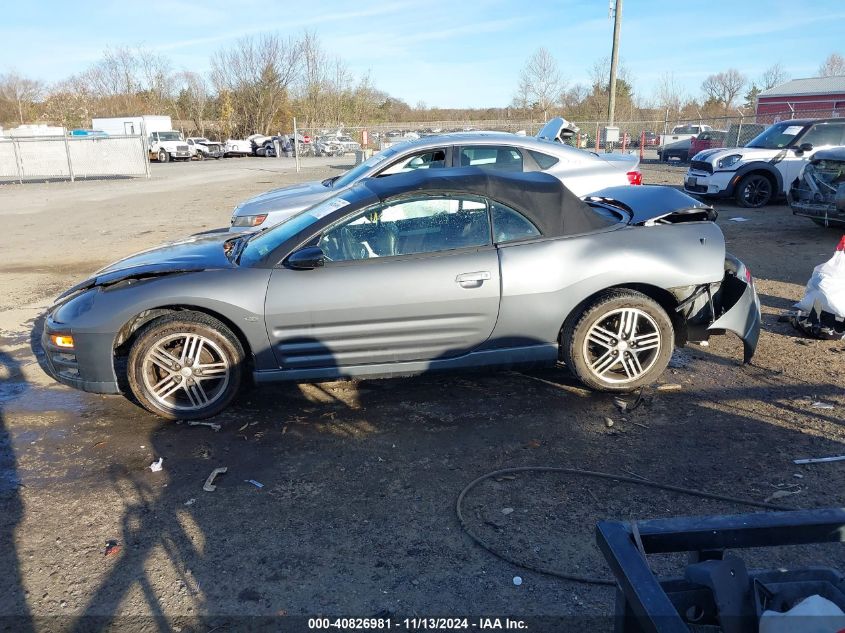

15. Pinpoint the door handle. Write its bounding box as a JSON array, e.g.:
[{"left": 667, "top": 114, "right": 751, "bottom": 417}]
[{"left": 455, "top": 271, "right": 492, "bottom": 285}]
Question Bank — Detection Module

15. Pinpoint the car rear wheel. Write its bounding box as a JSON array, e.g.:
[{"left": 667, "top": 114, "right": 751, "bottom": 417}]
[
  {"left": 561, "top": 290, "right": 674, "bottom": 392},
  {"left": 735, "top": 173, "right": 773, "bottom": 208},
  {"left": 127, "top": 312, "right": 245, "bottom": 420}
]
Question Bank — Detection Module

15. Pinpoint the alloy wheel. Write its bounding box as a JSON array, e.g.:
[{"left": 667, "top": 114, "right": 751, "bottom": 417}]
[
  {"left": 141, "top": 333, "right": 230, "bottom": 412},
  {"left": 740, "top": 175, "right": 772, "bottom": 207},
  {"left": 582, "top": 308, "right": 661, "bottom": 384}
]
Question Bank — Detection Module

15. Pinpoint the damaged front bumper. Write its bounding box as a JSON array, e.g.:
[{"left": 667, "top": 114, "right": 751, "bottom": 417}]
[{"left": 674, "top": 254, "right": 761, "bottom": 363}]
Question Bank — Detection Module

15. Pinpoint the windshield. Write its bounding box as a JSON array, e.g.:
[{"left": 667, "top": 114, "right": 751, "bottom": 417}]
[
  {"left": 239, "top": 196, "right": 357, "bottom": 266},
  {"left": 156, "top": 131, "right": 182, "bottom": 141},
  {"left": 330, "top": 147, "right": 400, "bottom": 189},
  {"left": 746, "top": 122, "right": 808, "bottom": 149}
]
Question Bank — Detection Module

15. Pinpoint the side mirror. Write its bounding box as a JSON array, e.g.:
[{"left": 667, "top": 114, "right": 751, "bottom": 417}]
[
  {"left": 286, "top": 246, "right": 325, "bottom": 270},
  {"left": 798, "top": 142, "right": 813, "bottom": 153}
]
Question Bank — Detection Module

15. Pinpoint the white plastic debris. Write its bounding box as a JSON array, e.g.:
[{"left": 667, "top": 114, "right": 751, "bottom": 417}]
[
  {"left": 760, "top": 594, "right": 845, "bottom": 633},
  {"left": 811, "top": 401, "right": 835, "bottom": 410},
  {"left": 501, "top": 507, "right": 514, "bottom": 515},
  {"left": 513, "top": 576, "right": 523, "bottom": 586},
  {"left": 729, "top": 217, "right": 749, "bottom": 222},
  {"left": 203, "top": 467, "right": 228, "bottom": 492},
  {"left": 245, "top": 479, "right": 264, "bottom": 489},
  {"left": 149, "top": 457, "right": 164, "bottom": 472},
  {"left": 188, "top": 421, "right": 221, "bottom": 432},
  {"left": 795, "top": 236, "right": 845, "bottom": 319}
]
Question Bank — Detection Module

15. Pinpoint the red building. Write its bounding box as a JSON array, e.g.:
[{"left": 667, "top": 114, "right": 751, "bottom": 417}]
[{"left": 756, "top": 76, "right": 845, "bottom": 123}]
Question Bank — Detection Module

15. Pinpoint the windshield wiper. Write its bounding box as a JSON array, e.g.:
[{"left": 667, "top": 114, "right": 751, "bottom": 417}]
[{"left": 321, "top": 176, "right": 340, "bottom": 187}]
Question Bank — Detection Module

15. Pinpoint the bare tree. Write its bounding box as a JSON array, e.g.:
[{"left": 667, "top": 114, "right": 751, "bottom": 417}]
[
  {"left": 0, "top": 71, "right": 44, "bottom": 124},
  {"left": 818, "top": 53, "right": 845, "bottom": 77},
  {"left": 511, "top": 73, "right": 532, "bottom": 110},
  {"left": 514, "top": 47, "right": 563, "bottom": 119},
  {"left": 177, "top": 71, "right": 210, "bottom": 135},
  {"left": 701, "top": 69, "right": 747, "bottom": 115},
  {"left": 760, "top": 62, "right": 788, "bottom": 90},
  {"left": 655, "top": 71, "right": 685, "bottom": 117},
  {"left": 211, "top": 33, "right": 303, "bottom": 135}
]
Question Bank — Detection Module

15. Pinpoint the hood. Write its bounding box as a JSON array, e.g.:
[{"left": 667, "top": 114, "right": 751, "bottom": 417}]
[
  {"left": 585, "top": 185, "right": 715, "bottom": 225},
  {"left": 536, "top": 117, "right": 580, "bottom": 142},
  {"left": 233, "top": 180, "right": 332, "bottom": 216},
  {"left": 695, "top": 146, "right": 782, "bottom": 164},
  {"left": 56, "top": 232, "right": 238, "bottom": 300},
  {"left": 810, "top": 148, "right": 845, "bottom": 162}
]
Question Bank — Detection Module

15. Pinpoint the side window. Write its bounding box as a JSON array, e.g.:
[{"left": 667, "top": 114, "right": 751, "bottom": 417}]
[
  {"left": 490, "top": 202, "right": 541, "bottom": 243},
  {"left": 318, "top": 195, "right": 491, "bottom": 262},
  {"left": 459, "top": 146, "right": 524, "bottom": 172},
  {"left": 379, "top": 149, "right": 447, "bottom": 175},
  {"left": 800, "top": 123, "right": 845, "bottom": 148},
  {"left": 527, "top": 149, "right": 559, "bottom": 170}
]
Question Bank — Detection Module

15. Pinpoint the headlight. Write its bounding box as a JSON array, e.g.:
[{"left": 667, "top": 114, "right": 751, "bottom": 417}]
[
  {"left": 231, "top": 213, "right": 268, "bottom": 227},
  {"left": 716, "top": 154, "right": 742, "bottom": 170}
]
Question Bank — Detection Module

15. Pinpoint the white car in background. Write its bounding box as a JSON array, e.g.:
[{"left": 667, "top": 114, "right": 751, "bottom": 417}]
[
  {"left": 224, "top": 138, "right": 253, "bottom": 157},
  {"left": 685, "top": 118, "right": 845, "bottom": 207},
  {"left": 229, "top": 118, "right": 642, "bottom": 231},
  {"left": 186, "top": 137, "right": 223, "bottom": 160}
]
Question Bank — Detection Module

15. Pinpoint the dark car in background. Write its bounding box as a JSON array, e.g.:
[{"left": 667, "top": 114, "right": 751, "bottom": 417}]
[
  {"left": 688, "top": 130, "right": 727, "bottom": 161},
  {"left": 789, "top": 147, "right": 845, "bottom": 227}
]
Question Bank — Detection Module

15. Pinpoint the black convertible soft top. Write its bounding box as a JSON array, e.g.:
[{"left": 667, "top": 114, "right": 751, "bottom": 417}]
[{"left": 356, "top": 167, "right": 617, "bottom": 237}]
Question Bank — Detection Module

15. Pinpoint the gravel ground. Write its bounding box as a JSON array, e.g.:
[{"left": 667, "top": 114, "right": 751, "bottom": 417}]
[{"left": 1, "top": 156, "right": 844, "bottom": 632}]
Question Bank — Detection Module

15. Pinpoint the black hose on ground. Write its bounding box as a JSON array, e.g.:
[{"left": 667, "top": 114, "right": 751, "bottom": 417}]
[{"left": 455, "top": 466, "right": 794, "bottom": 586}]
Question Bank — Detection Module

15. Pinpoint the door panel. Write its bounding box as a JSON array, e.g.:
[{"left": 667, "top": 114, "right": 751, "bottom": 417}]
[{"left": 264, "top": 249, "right": 501, "bottom": 369}]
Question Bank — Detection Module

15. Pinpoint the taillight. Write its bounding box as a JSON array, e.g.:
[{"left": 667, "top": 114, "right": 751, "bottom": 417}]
[
  {"left": 744, "top": 266, "right": 753, "bottom": 284},
  {"left": 627, "top": 171, "right": 643, "bottom": 185}
]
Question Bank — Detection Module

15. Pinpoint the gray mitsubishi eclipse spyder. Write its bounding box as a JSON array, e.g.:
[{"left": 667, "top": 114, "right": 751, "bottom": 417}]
[{"left": 41, "top": 168, "right": 761, "bottom": 420}]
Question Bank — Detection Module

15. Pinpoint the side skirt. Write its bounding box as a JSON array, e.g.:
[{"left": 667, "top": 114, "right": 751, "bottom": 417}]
[{"left": 253, "top": 343, "right": 559, "bottom": 383}]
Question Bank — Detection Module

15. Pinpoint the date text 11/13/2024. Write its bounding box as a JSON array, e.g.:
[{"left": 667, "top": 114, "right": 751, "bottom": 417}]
[{"left": 307, "top": 617, "right": 528, "bottom": 630}]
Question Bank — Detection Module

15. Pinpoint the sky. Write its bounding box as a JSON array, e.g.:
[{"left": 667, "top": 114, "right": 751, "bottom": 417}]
[{"left": 1, "top": 0, "right": 843, "bottom": 109}]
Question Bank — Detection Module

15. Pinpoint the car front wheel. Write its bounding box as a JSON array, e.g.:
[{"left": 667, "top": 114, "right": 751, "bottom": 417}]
[
  {"left": 158, "top": 150, "right": 169, "bottom": 163},
  {"left": 735, "top": 173, "right": 773, "bottom": 208},
  {"left": 127, "top": 312, "right": 245, "bottom": 420},
  {"left": 561, "top": 290, "right": 674, "bottom": 392}
]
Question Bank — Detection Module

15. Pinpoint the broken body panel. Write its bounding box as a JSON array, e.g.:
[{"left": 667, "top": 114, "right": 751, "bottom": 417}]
[{"left": 790, "top": 148, "right": 845, "bottom": 227}]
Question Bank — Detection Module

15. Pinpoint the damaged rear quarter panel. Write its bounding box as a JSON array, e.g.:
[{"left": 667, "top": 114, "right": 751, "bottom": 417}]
[{"left": 491, "top": 222, "right": 726, "bottom": 346}]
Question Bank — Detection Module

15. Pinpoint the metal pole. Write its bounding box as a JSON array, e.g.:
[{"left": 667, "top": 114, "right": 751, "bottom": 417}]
[
  {"left": 607, "top": 0, "right": 623, "bottom": 125},
  {"left": 11, "top": 139, "right": 23, "bottom": 184},
  {"left": 140, "top": 120, "right": 151, "bottom": 179},
  {"left": 62, "top": 128, "right": 75, "bottom": 182},
  {"left": 293, "top": 117, "right": 301, "bottom": 174}
]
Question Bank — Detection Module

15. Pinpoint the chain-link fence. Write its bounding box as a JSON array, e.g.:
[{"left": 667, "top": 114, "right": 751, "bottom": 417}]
[
  {"left": 275, "top": 106, "right": 842, "bottom": 164},
  {"left": 174, "top": 103, "right": 844, "bottom": 166},
  {"left": 0, "top": 134, "right": 150, "bottom": 183}
]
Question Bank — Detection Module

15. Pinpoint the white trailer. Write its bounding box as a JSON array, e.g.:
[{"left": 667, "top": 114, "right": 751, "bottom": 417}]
[{"left": 91, "top": 115, "right": 191, "bottom": 162}]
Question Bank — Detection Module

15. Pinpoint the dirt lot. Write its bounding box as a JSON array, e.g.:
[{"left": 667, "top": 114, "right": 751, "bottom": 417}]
[{"left": 1, "top": 157, "right": 844, "bottom": 631}]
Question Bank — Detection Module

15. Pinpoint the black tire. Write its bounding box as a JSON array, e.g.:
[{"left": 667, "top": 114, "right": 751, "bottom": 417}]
[
  {"left": 126, "top": 312, "right": 245, "bottom": 420},
  {"left": 561, "top": 289, "right": 674, "bottom": 392},
  {"left": 195, "top": 151, "right": 204, "bottom": 161},
  {"left": 735, "top": 173, "right": 774, "bottom": 208},
  {"left": 158, "top": 150, "right": 170, "bottom": 163}
]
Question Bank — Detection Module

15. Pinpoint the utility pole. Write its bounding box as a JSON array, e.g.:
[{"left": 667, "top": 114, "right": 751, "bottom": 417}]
[{"left": 607, "top": 0, "right": 623, "bottom": 125}]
